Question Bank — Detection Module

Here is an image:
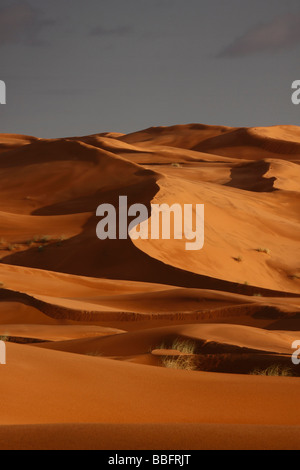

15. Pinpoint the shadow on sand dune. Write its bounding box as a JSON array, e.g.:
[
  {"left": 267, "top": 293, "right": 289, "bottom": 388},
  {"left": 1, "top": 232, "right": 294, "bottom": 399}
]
[{"left": 225, "top": 160, "right": 277, "bottom": 192}]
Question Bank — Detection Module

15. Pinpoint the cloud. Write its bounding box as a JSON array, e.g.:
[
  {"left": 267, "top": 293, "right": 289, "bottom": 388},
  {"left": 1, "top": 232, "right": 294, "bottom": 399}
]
[
  {"left": 0, "top": 1, "right": 54, "bottom": 46},
  {"left": 218, "top": 12, "right": 300, "bottom": 57},
  {"left": 89, "top": 25, "right": 134, "bottom": 38}
]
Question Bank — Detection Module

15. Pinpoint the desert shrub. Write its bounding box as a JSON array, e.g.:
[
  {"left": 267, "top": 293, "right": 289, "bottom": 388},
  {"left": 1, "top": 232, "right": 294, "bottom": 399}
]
[
  {"left": 155, "top": 338, "right": 196, "bottom": 355},
  {"left": 162, "top": 355, "right": 197, "bottom": 371},
  {"left": 256, "top": 248, "right": 270, "bottom": 254},
  {"left": 39, "top": 235, "right": 51, "bottom": 243},
  {"left": 155, "top": 338, "right": 198, "bottom": 371},
  {"left": 250, "top": 364, "right": 293, "bottom": 377},
  {"left": 171, "top": 338, "right": 196, "bottom": 355}
]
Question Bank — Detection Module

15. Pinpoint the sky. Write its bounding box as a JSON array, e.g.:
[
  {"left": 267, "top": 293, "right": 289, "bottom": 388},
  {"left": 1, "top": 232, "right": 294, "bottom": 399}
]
[{"left": 0, "top": 0, "right": 299, "bottom": 138}]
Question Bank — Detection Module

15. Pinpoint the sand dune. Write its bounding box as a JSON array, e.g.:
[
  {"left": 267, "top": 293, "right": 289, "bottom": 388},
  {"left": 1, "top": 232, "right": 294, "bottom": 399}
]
[
  {"left": 119, "top": 124, "right": 300, "bottom": 160},
  {"left": 34, "top": 323, "right": 298, "bottom": 356},
  {"left": 0, "top": 123, "right": 299, "bottom": 450},
  {"left": 2, "top": 343, "right": 300, "bottom": 427},
  {"left": 0, "top": 134, "right": 38, "bottom": 154}
]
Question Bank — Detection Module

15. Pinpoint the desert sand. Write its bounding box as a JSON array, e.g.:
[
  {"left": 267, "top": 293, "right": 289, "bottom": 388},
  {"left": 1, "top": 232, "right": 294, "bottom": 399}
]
[{"left": 0, "top": 123, "right": 299, "bottom": 450}]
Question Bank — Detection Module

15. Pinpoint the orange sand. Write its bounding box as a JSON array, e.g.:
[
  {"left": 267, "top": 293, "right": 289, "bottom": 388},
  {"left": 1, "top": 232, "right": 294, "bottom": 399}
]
[{"left": 0, "top": 123, "right": 299, "bottom": 450}]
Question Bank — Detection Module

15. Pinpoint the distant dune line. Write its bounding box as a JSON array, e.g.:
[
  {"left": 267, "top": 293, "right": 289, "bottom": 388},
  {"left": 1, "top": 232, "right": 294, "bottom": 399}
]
[{"left": 0, "top": 288, "right": 298, "bottom": 322}]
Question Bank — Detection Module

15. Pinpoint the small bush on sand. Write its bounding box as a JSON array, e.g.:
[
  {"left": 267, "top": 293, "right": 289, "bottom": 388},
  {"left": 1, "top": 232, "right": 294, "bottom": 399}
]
[
  {"left": 156, "top": 338, "right": 197, "bottom": 371},
  {"left": 33, "top": 235, "right": 51, "bottom": 244},
  {"left": 155, "top": 338, "right": 196, "bottom": 355},
  {"left": 171, "top": 338, "right": 196, "bottom": 355},
  {"left": 39, "top": 235, "right": 51, "bottom": 243},
  {"left": 250, "top": 364, "right": 293, "bottom": 377},
  {"left": 162, "top": 356, "right": 197, "bottom": 371},
  {"left": 256, "top": 248, "right": 270, "bottom": 254}
]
